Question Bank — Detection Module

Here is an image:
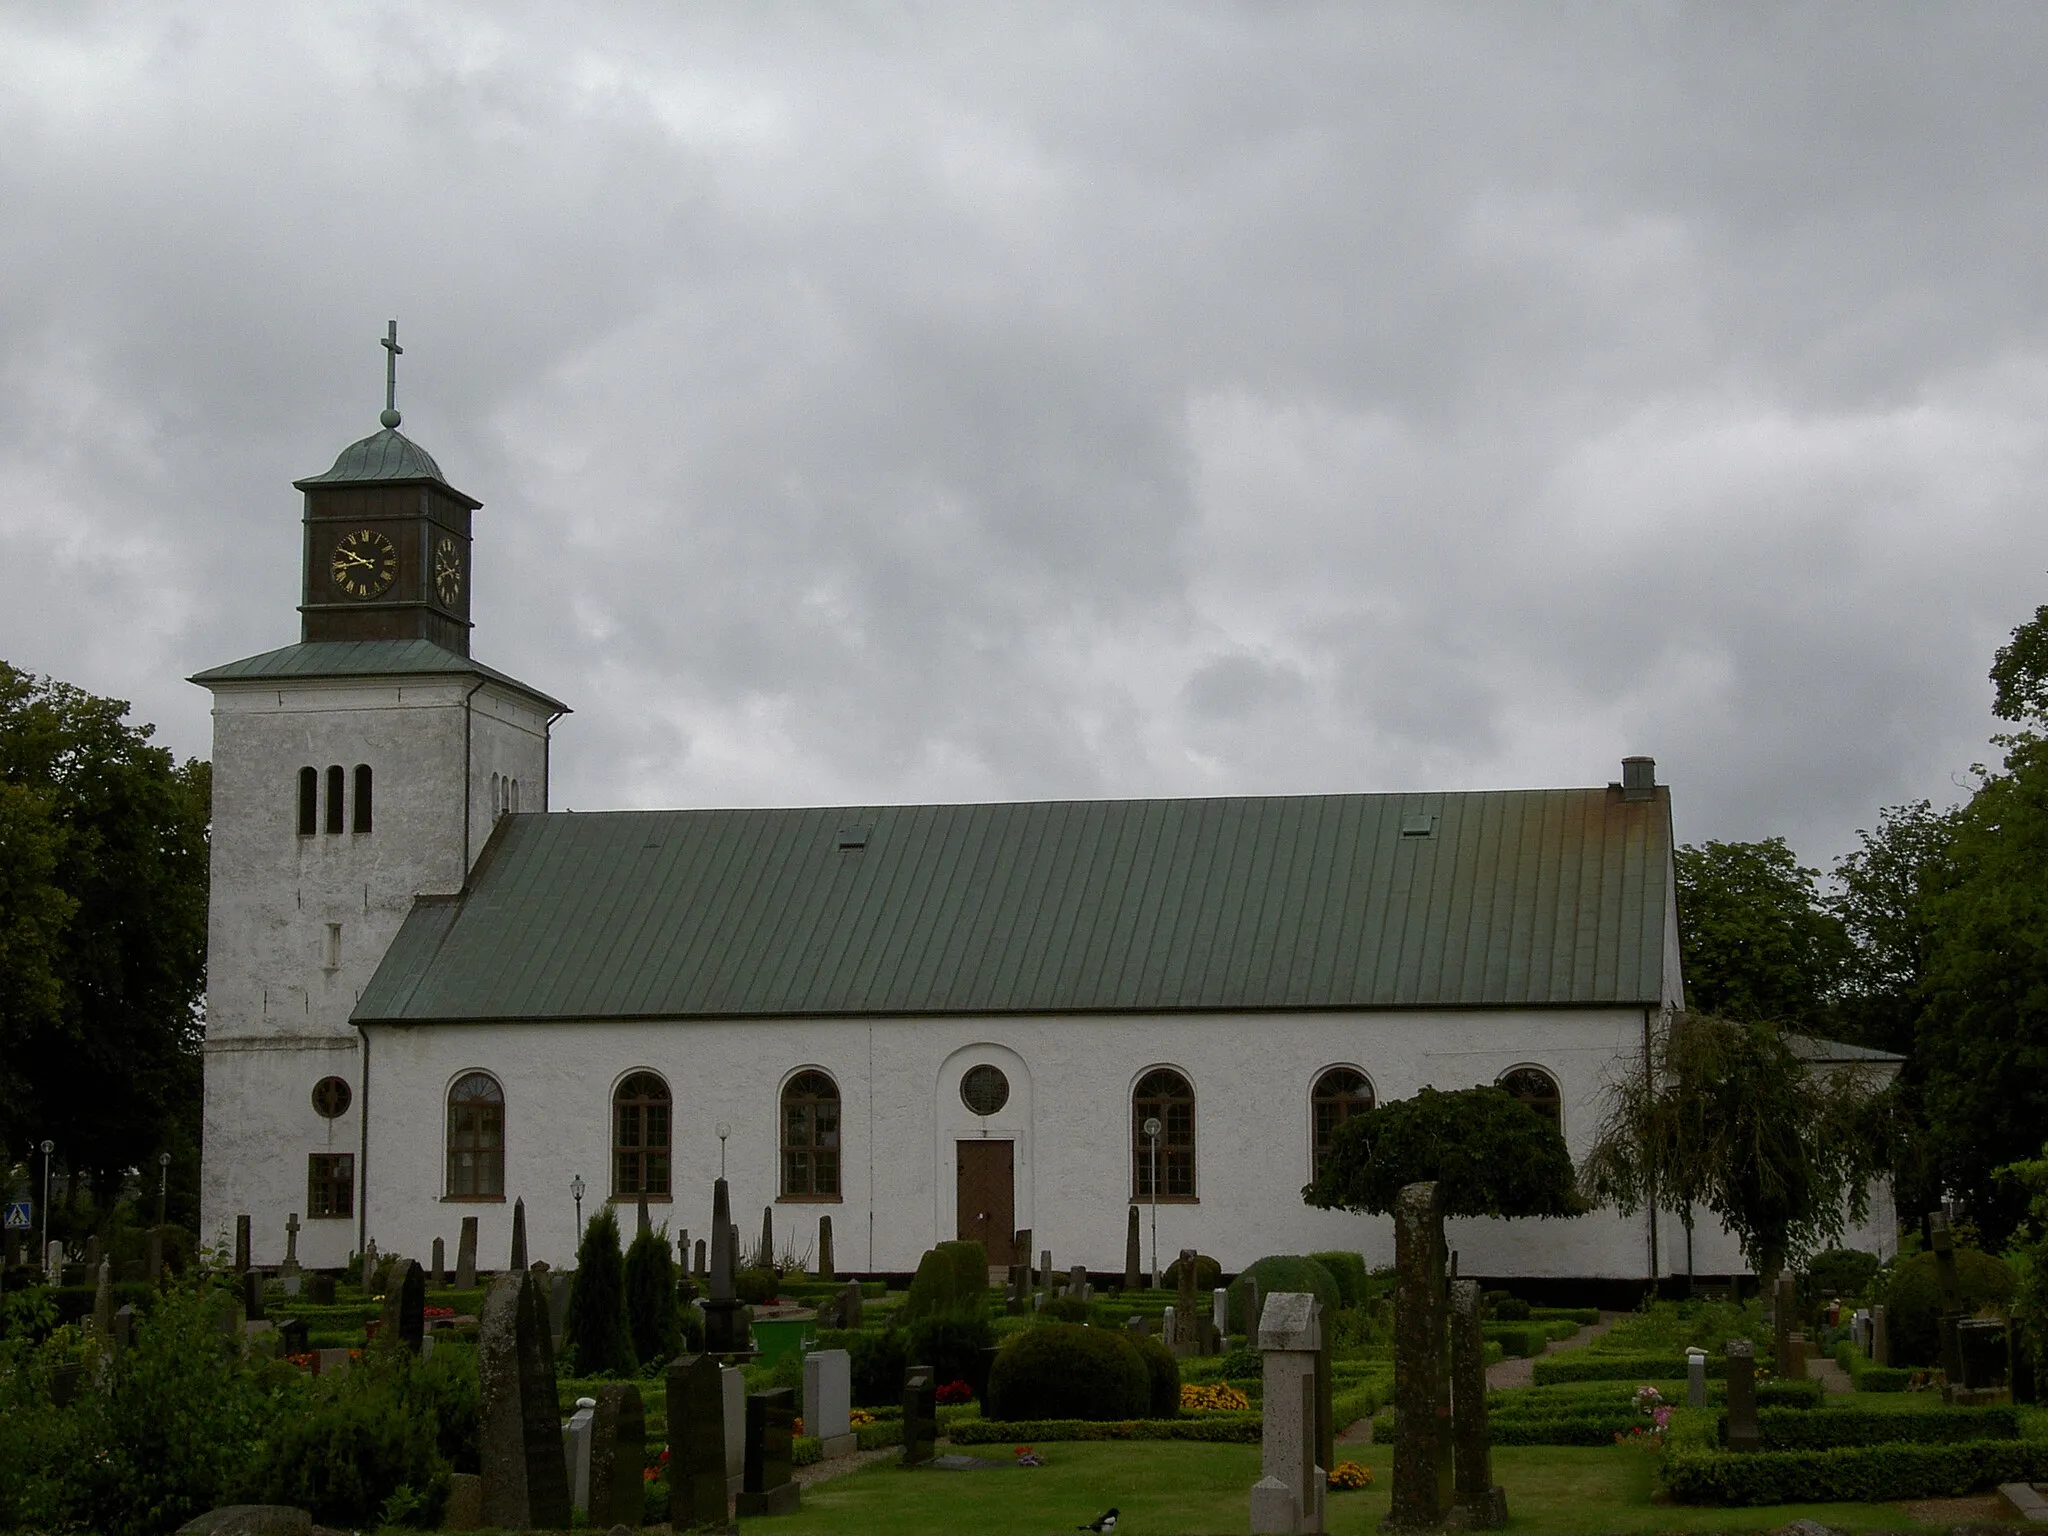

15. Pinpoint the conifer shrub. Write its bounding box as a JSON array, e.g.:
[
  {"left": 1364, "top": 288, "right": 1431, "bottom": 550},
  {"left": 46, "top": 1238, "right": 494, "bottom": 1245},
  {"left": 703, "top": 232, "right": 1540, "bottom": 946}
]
[
  {"left": 987, "top": 1323, "right": 1148, "bottom": 1421},
  {"left": 1225, "top": 1255, "right": 1341, "bottom": 1335},
  {"left": 1131, "top": 1331, "right": 1180, "bottom": 1417},
  {"left": 902, "top": 1242, "right": 989, "bottom": 1323},
  {"left": 623, "top": 1224, "right": 682, "bottom": 1368},
  {"left": 254, "top": 1347, "right": 454, "bottom": 1526},
  {"left": 848, "top": 1328, "right": 908, "bottom": 1407},
  {"left": 563, "top": 1207, "right": 635, "bottom": 1377},
  {"left": 1881, "top": 1247, "right": 2015, "bottom": 1366}
]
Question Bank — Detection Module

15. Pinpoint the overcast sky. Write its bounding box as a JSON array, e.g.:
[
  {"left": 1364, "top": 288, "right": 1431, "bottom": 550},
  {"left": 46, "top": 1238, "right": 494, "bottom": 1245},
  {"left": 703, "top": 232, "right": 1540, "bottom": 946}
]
[{"left": 5, "top": 4, "right": 2045, "bottom": 872}]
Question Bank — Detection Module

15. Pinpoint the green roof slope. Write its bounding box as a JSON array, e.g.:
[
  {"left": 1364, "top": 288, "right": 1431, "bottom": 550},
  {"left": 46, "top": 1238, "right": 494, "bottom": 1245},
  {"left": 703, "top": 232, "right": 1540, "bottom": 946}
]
[
  {"left": 356, "top": 785, "right": 1675, "bottom": 1023},
  {"left": 190, "top": 640, "right": 569, "bottom": 712}
]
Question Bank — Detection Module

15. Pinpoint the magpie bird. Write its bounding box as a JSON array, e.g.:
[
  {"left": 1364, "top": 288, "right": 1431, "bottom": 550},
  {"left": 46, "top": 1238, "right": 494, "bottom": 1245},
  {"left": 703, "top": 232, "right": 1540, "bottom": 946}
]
[{"left": 1078, "top": 1510, "right": 1118, "bottom": 1533}]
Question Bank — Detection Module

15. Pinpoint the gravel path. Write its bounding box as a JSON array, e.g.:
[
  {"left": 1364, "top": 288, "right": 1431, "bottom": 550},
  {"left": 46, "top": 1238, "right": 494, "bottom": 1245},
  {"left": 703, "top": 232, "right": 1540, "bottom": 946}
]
[{"left": 1483, "top": 1310, "right": 1622, "bottom": 1392}]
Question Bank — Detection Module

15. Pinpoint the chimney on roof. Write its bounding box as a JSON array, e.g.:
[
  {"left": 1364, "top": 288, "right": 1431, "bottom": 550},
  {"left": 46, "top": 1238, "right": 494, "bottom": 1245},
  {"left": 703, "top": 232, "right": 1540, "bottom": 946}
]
[{"left": 1621, "top": 756, "right": 1656, "bottom": 802}]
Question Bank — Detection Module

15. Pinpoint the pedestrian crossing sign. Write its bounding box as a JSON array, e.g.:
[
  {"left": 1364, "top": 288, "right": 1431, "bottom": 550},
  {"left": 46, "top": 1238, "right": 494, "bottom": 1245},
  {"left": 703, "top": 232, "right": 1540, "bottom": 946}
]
[{"left": 2, "top": 1202, "right": 29, "bottom": 1231}]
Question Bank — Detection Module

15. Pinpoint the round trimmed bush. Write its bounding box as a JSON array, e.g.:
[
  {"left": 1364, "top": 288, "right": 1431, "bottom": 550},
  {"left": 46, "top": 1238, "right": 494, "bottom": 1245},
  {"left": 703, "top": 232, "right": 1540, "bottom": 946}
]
[
  {"left": 1131, "top": 1332, "right": 1180, "bottom": 1417},
  {"left": 734, "top": 1266, "right": 780, "bottom": 1305},
  {"left": 988, "top": 1323, "right": 1148, "bottom": 1421},
  {"left": 1160, "top": 1252, "right": 1221, "bottom": 1292},
  {"left": 1226, "top": 1255, "right": 1341, "bottom": 1335},
  {"left": 1805, "top": 1247, "right": 1883, "bottom": 1306},
  {"left": 1882, "top": 1248, "right": 2015, "bottom": 1366},
  {"left": 1038, "top": 1295, "right": 1090, "bottom": 1324},
  {"left": 902, "top": 1242, "right": 989, "bottom": 1323},
  {"left": 1308, "top": 1250, "right": 1369, "bottom": 1309},
  {"left": 905, "top": 1309, "right": 997, "bottom": 1390}
]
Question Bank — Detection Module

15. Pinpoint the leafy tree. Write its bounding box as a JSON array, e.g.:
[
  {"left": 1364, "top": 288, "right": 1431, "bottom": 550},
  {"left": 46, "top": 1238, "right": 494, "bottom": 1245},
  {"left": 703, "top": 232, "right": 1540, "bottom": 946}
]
[
  {"left": 1302, "top": 1085, "right": 1583, "bottom": 1221},
  {"left": 0, "top": 663, "right": 210, "bottom": 1226},
  {"left": 563, "top": 1207, "right": 635, "bottom": 1376},
  {"left": 1581, "top": 1012, "right": 1892, "bottom": 1282},
  {"left": 622, "top": 1222, "right": 682, "bottom": 1368},
  {"left": 1675, "top": 838, "right": 1850, "bottom": 1031},
  {"left": 1829, "top": 800, "right": 1959, "bottom": 1055}
]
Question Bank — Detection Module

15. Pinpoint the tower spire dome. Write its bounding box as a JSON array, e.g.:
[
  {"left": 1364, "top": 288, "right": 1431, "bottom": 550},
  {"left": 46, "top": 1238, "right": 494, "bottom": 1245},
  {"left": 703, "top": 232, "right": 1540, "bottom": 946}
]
[{"left": 379, "top": 319, "right": 403, "bottom": 429}]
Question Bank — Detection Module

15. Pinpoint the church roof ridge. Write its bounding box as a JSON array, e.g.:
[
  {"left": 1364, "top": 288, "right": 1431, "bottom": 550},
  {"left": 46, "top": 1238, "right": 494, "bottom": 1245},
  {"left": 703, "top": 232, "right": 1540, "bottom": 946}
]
[
  {"left": 356, "top": 783, "right": 1676, "bottom": 1025},
  {"left": 189, "top": 638, "right": 569, "bottom": 713}
]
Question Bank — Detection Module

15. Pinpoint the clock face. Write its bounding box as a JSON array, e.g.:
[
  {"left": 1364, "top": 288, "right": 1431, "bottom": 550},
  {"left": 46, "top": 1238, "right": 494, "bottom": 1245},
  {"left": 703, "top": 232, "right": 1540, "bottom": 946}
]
[
  {"left": 434, "top": 534, "right": 464, "bottom": 607},
  {"left": 330, "top": 529, "right": 399, "bottom": 599}
]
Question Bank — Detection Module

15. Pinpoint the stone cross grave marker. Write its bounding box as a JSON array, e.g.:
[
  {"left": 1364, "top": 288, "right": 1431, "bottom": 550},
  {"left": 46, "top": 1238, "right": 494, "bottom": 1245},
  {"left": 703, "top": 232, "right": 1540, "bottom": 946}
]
[
  {"left": 1386, "top": 1180, "right": 1451, "bottom": 1531},
  {"left": 281, "top": 1212, "right": 302, "bottom": 1295},
  {"left": 1724, "top": 1339, "right": 1759, "bottom": 1451},
  {"left": 818, "top": 1213, "right": 834, "bottom": 1281},
  {"left": 806, "top": 1347, "right": 857, "bottom": 1457},
  {"left": 588, "top": 1382, "right": 645, "bottom": 1530},
  {"left": 1125, "top": 1206, "right": 1142, "bottom": 1290},
  {"left": 664, "top": 1354, "right": 729, "bottom": 1528},
  {"left": 508, "top": 1196, "right": 528, "bottom": 1271},
  {"left": 1448, "top": 1279, "right": 1507, "bottom": 1529},
  {"left": 1930, "top": 1210, "right": 1967, "bottom": 1386},
  {"left": 431, "top": 1236, "right": 445, "bottom": 1287},
  {"left": 235, "top": 1214, "right": 251, "bottom": 1274},
  {"left": 1249, "top": 1291, "right": 1325, "bottom": 1536},
  {"left": 455, "top": 1215, "right": 478, "bottom": 1290},
  {"left": 737, "top": 1388, "right": 801, "bottom": 1516},
  {"left": 478, "top": 1269, "right": 569, "bottom": 1529},
  {"left": 902, "top": 1364, "right": 938, "bottom": 1466}
]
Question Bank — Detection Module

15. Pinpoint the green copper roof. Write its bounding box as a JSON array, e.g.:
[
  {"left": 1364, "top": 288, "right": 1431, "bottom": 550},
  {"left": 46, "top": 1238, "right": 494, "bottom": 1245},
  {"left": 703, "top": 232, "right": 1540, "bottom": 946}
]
[
  {"left": 293, "top": 427, "right": 479, "bottom": 507},
  {"left": 356, "top": 785, "right": 1675, "bottom": 1024},
  {"left": 189, "top": 639, "right": 569, "bottom": 713}
]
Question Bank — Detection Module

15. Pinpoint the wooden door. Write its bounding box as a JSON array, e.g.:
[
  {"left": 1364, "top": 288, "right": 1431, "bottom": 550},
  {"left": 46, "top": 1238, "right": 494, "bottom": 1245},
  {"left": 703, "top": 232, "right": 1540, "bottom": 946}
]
[{"left": 955, "top": 1140, "right": 1014, "bottom": 1264}]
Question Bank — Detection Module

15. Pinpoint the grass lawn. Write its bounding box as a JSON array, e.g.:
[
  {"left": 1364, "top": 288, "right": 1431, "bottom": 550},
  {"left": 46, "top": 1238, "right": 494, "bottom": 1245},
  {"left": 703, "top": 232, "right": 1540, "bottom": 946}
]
[{"left": 739, "top": 1440, "right": 1953, "bottom": 1536}]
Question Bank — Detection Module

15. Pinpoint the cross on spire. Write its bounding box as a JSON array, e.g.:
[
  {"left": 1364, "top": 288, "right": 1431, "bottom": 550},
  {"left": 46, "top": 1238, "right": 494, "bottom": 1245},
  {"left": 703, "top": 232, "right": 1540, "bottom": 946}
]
[{"left": 379, "top": 320, "right": 403, "bottom": 429}]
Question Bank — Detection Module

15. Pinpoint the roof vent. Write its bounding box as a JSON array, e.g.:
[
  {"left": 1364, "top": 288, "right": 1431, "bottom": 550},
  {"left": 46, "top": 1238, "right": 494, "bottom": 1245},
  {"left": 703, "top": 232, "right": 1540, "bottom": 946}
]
[
  {"left": 1400, "top": 812, "right": 1437, "bottom": 838},
  {"left": 836, "top": 825, "right": 870, "bottom": 851},
  {"left": 1621, "top": 756, "right": 1656, "bottom": 802}
]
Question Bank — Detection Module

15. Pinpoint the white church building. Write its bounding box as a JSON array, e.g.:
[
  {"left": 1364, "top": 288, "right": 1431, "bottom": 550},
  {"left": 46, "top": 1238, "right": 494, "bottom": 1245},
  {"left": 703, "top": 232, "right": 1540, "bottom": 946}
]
[{"left": 193, "top": 396, "right": 1887, "bottom": 1287}]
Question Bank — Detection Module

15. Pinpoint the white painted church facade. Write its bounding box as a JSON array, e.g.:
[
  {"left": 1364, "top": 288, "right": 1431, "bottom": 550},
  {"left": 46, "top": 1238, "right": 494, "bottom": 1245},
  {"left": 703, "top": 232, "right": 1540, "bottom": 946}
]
[{"left": 194, "top": 403, "right": 1892, "bottom": 1286}]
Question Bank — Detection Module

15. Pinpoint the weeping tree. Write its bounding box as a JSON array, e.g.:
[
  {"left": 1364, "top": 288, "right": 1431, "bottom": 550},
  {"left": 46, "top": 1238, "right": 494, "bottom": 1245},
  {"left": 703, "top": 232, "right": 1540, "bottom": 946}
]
[
  {"left": 1303, "top": 1084, "right": 1585, "bottom": 1226},
  {"left": 1580, "top": 1011, "right": 1895, "bottom": 1285}
]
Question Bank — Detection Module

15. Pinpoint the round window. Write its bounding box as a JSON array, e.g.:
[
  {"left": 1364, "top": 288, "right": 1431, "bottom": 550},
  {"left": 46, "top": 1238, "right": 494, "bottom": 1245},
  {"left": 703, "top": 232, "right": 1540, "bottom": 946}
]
[
  {"left": 960, "top": 1065, "right": 1010, "bottom": 1116},
  {"left": 311, "top": 1076, "right": 352, "bottom": 1119}
]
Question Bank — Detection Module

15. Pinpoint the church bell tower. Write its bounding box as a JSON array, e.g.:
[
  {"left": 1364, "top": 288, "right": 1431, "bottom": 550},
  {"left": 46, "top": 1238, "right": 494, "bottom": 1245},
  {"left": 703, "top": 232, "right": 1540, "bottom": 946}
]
[{"left": 190, "top": 323, "right": 567, "bottom": 1268}]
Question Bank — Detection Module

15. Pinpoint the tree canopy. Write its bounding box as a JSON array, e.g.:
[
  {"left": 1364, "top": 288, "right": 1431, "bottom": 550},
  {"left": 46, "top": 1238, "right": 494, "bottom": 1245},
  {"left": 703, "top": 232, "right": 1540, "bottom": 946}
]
[
  {"left": 0, "top": 662, "right": 210, "bottom": 1220},
  {"left": 1674, "top": 837, "right": 1849, "bottom": 1031},
  {"left": 1580, "top": 1012, "right": 1892, "bottom": 1281},
  {"left": 1302, "top": 1084, "right": 1582, "bottom": 1219}
]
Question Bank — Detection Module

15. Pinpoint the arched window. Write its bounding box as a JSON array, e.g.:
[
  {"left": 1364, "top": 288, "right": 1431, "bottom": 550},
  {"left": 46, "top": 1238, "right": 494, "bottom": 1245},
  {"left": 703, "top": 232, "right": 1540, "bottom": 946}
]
[
  {"left": 352, "top": 765, "right": 373, "bottom": 833},
  {"left": 781, "top": 1070, "right": 840, "bottom": 1198},
  {"left": 1311, "top": 1067, "right": 1376, "bottom": 1181},
  {"left": 613, "top": 1072, "right": 671, "bottom": 1197},
  {"left": 1499, "top": 1065, "right": 1562, "bottom": 1128},
  {"left": 511, "top": 778, "right": 520, "bottom": 812},
  {"left": 1132, "top": 1068, "right": 1196, "bottom": 1199},
  {"left": 324, "top": 765, "right": 345, "bottom": 835},
  {"left": 447, "top": 1072, "right": 505, "bottom": 1198},
  {"left": 298, "top": 767, "right": 318, "bottom": 836}
]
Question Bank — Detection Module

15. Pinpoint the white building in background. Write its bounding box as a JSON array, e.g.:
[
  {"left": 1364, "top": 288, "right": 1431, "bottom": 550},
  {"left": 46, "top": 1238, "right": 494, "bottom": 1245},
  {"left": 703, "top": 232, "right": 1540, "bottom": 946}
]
[{"left": 193, "top": 394, "right": 1895, "bottom": 1286}]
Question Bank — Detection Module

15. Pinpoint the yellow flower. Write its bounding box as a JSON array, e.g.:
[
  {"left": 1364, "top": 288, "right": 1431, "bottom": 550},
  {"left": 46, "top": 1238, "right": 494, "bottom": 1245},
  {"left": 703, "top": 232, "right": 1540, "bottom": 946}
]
[
  {"left": 1179, "top": 1382, "right": 1251, "bottom": 1412},
  {"left": 1328, "top": 1460, "right": 1373, "bottom": 1490}
]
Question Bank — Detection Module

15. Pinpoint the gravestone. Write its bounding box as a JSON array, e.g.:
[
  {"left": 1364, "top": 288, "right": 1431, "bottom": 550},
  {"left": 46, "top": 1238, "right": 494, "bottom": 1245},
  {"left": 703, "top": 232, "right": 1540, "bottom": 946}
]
[
  {"left": 806, "top": 1348, "right": 857, "bottom": 1457},
  {"left": 902, "top": 1364, "right": 938, "bottom": 1466},
  {"left": 1249, "top": 1291, "right": 1324, "bottom": 1535},
  {"left": 306, "top": 1273, "right": 336, "bottom": 1306},
  {"left": 588, "top": 1382, "right": 646, "bottom": 1529},
  {"left": 664, "top": 1354, "right": 730, "bottom": 1528},
  {"left": 477, "top": 1269, "right": 570, "bottom": 1529},
  {"left": 1386, "top": 1180, "right": 1451, "bottom": 1530},
  {"left": 1069, "top": 1262, "right": 1089, "bottom": 1299},
  {"left": 836, "top": 1279, "right": 863, "bottom": 1329},
  {"left": 1773, "top": 1274, "right": 1798, "bottom": 1378},
  {"left": 1175, "top": 1248, "right": 1201, "bottom": 1357},
  {"left": 1686, "top": 1348, "right": 1707, "bottom": 1408},
  {"left": 563, "top": 1396, "right": 596, "bottom": 1513},
  {"left": 1871, "top": 1303, "right": 1889, "bottom": 1367},
  {"left": 508, "top": 1197, "right": 528, "bottom": 1271},
  {"left": 92, "top": 1260, "right": 115, "bottom": 1369},
  {"left": 1040, "top": 1248, "right": 1052, "bottom": 1298},
  {"left": 1127, "top": 1314, "right": 1150, "bottom": 1337},
  {"left": 384, "top": 1259, "right": 425, "bottom": 1353},
  {"left": 1784, "top": 1331, "right": 1807, "bottom": 1382},
  {"left": 280, "top": 1214, "right": 301, "bottom": 1296},
  {"left": 548, "top": 1273, "right": 572, "bottom": 1353},
  {"left": 277, "top": 1317, "right": 308, "bottom": 1357},
  {"left": 737, "top": 1389, "right": 801, "bottom": 1515},
  {"left": 234, "top": 1215, "right": 251, "bottom": 1275},
  {"left": 1954, "top": 1317, "right": 2012, "bottom": 1404},
  {"left": 243, "top": 1269, "right": 265, "bottom": 1323},
  {"left": 1125, "top": 1206, "right": 1142, "bottom": 1290},
  {"left": 431, "top": 1237, "right": 445, "bottom": 1287},
  {"left": 1724, "top": 1340, "right": 1759, "bottom": 1451},
  {"left": 1162, "top": 1306, "right": 1176, "bottom": 1347},
  {"left": 144, "top": 1228, "right": 162, "bottom": 1286},
  {"left": 1448, "top": 1279, "right": 1507, "bottom": 1528},
  {"left": 361, "top": 1238, "right": 378, "bottom": 1288},
  {"left": 443, "top": 1474, "right": 483, "bottom": 1531},
  {"left": 1214, "top": 1287, "right": 1230, "bottom": 1343},
  {"left": 1012, "top": 1226, "right": 1031, "bottom": 1289},
  {"left": 1930, "top": 1211, "right": 1967, "bottom": 1388},
  {"left": 758, "top": 1206, "right": 775, "bottom": 1270},
  {"left": 694, "top": 1238, "right": 707, "bottom": 1278},
  {"left": 702, "top": 1177, "right": 748, "bottom": 1353},
  {"left": 112, "top": 1302, "right": 136, "bottom": 1357},
  {"left": 637, "top": 1191, "right": 651, "bottom": 1239},
  {"left": 1007, "top": 1262, "right": 1028, "bottom": 1313},
  {"left": 723, "top": 1364, "right": 747, "bottom": 1494},
  {"left": 85, "top": 1234, "right": 100, "bottom": 1271},
  {"left": 455, "top": 1215, "right": 478, "bottom": 1290},
  {"left": 314, "top": 1346, "right": 351, "bottom": 1377},
  {"left": 818, "top": 1214, "right": 834, "bottom": 1282}
]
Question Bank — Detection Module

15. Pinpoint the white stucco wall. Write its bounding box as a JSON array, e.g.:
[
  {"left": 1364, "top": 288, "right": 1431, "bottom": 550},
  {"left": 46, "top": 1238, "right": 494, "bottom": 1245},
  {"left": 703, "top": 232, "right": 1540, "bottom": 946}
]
[
  {"left": 198, "top": 670, "right": 554, "bottom": 1262},
  {"left": 357, "top": 1006, "right": 1715, "bottom": 1280}
]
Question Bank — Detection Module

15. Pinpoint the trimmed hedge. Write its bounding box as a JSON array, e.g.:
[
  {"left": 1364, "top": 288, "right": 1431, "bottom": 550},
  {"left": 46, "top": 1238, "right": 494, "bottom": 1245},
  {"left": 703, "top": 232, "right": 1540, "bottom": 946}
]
[
  {"left": 1529, "top": 1307, "right": 1601, "bottom": 1326},
  {"left": 952, "top": 1414, "right": 1259, "bottom": 1444},
  {"left": 987, "top": 1323, "right": 1149, "bottom": 1420},
  {"left": 1730, "top": 1404, "right": 2020, "bottom": 1451},
  {"left": 1663, "top": 1439, "right": 2048, "bottom": 1506},
  {"left": 1307, "top": 1251, "right": 1370, "bottom": 1309},
  {"left": 1483, "top": 1324, "right": 1549, "bottom": 1359},
  {"left": 1832, "top": 1341, "right": 1913, "bottom": 1393},
  {"left": 1533, "top": 1352, "right": 1727, "bottom": 1384},
  {"left": 1131, "top": 1332, "right": 1181, "bottom": 1418},
  {"left": 1225, "top": 1256, "right": 1341, "bottom": 1335},
  {"left": 1160, "top": 1253, "right": 1222, "bottom": 1293}
]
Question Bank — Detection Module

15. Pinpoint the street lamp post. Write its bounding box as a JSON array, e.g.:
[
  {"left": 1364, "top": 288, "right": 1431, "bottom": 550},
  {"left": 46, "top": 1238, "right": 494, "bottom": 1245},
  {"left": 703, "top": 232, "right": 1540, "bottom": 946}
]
[
  {"left": 715, "top": 1122, "right": 731, "bottom": 1180},
  {"left": 39, "top": 1140, "right": 54, "bottom": 1277},
  {"left": 156, "top": 1151, "right": 170, "bottom": 1229},
  {"left": 1143, "top": 1116, "right": 1162, "bottom": 1289},
  {"left": 571, "top": 1173, "right": 586, "bottom": 1234}
]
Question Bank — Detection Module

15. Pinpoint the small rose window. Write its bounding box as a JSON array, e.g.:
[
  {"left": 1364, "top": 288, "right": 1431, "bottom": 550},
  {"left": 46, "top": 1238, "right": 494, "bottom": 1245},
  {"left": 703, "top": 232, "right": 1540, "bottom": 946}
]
[
  {"left": 311, "top": 1076, "right": 352, "bottom": 1119},
  {"left": 960, "top": 1065, "right": 1010, "bottom": 1116}
]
